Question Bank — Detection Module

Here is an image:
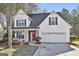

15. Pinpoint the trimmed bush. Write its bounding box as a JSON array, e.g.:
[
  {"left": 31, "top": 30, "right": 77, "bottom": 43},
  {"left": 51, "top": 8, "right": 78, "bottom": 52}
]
[{"left": 35, "top": 36, "right": 41, "bottom": 41}]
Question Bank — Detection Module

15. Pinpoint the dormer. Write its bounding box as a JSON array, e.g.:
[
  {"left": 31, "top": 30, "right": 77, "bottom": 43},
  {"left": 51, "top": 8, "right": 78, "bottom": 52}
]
[{"left": 13, "top": 9, "right": 32, "bottom": 27}]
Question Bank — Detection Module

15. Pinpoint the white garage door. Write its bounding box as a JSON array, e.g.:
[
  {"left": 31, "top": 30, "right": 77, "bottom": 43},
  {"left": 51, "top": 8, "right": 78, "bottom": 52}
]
[{"left": 41, "top": 32, "right": 67, "bottom": 42}]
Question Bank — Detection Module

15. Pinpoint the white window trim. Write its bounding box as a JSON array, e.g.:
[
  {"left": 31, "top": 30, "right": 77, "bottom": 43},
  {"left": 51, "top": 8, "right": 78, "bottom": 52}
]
[
  {"left": 49, "top": 17, "right": 58, "bottom": 25},
  {"left": 16, "top": 19, "right": 27, "bottom": 27}
]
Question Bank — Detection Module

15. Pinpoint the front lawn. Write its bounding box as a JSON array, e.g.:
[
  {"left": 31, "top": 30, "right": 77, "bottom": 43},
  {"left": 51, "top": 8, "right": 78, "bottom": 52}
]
[
  {"left": 0, "top": 45, "right": 38, "bottom": 56},
  {"left": 13, "top": 45, "right": 38, "bottom": 56},
  {"left": 0, "top": 48, "right": 16, "bottom": 56},
  {"left": 71, "top": 39, "right": 79, "bottom": 47}
]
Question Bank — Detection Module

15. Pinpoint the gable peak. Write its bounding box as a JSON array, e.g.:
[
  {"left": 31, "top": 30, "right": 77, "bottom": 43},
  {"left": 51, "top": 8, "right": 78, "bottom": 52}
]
[{"left": 16, "top": 9, "right": 25, "bottom": 15}]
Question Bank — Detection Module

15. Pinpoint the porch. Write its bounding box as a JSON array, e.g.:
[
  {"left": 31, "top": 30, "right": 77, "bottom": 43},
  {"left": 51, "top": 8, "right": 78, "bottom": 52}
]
[{"left": 12, "top": 28, "right": 41, "bottom": 45}]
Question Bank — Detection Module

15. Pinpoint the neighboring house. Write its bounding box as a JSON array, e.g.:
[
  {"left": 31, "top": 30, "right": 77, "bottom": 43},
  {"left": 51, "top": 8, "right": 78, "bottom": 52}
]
[
  {"left": 0, "top": 13, "right": 7, "bottom": 40},
  {"left": 12, "top": 9, "right": 72, "bottom": 43},
  {"left": 0, "top": 12, "right": 7, "bottom": 28},
  {"left": 0, "top": 21, "right": 4, "bottom": 31},
  {"left": 0, "top": 12, "right": 7, "bottom": 33},
  {"left": 0, "top": 21, "right": 4, "bottom": 40}
]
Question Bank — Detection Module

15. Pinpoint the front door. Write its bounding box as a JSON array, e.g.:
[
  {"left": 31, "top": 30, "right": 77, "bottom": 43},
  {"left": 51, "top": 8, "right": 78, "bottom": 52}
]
[{"left": 28, "top": 31, "right": 36, "bottom": 41}]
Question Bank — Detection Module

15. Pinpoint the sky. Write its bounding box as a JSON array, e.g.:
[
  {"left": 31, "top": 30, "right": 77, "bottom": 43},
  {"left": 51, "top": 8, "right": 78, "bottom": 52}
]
[{"left": 38, "top": 3, "right": 79, "bottom": 12}]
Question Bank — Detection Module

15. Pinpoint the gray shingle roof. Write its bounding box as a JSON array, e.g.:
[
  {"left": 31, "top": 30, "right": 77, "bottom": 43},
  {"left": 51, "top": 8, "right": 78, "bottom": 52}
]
[
  {"left": 28, "top": 13, "right": 50, "bottom": 27},
  {"left": 56, "top": 12, "right": 66, "bottom": 21}
]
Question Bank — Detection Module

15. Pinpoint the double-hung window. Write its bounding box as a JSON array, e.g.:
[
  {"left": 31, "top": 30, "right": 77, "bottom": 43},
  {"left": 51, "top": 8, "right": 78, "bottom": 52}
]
[
  {"left": 16, "top": 19, "right": 26, "bottom": 27},
  {"left": 16, "top": 31, "right": 24, "bottom": 39},
  {"left": 49, "top": 17, "right": 58, "bottom": 25}
]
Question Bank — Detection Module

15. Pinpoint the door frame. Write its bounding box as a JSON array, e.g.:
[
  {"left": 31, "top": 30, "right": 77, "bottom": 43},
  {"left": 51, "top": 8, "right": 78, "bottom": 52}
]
[{"left": 28, "top": 30, "right": 36, "bottom": 41}]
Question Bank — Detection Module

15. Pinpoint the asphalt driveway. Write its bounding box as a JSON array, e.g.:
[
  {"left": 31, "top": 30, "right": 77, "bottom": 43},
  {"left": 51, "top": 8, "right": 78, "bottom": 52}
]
[{"left": 34, "top": 43, "right": 75, "bottom": 56}]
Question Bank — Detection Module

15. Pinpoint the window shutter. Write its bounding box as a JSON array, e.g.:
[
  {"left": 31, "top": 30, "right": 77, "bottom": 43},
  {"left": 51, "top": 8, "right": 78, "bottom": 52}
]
[
  {"left": 49, "top": 17, "right": 51, "bottom": 25},
  {"left": 12, "top": 31, "right": 15, "bottom": 38},
  {"left": 25, "top": 20, "right": 26, "bottom": 26},
  {"left": 56, "top": 17, "right": 58, "bottom": 25},
  {"left": 16, "top": 20, "right": 18, "bottom": 26}
]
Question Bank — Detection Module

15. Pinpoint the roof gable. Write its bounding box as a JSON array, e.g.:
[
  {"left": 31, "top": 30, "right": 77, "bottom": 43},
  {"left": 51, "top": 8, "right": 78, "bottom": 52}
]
[
  {"left": 16, "top": 9, "right": 25, "bottom": 15},
  {"left": 14, "top": 9, "right": 32, "bottom": 21}
]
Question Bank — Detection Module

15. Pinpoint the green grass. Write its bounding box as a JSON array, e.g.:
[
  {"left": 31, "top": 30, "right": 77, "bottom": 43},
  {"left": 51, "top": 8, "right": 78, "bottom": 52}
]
[
  {"left": 13, "top": 45, "right": 38, "bottom": 56},
  {"left": 0, "top": 45, "right": 38, "bottom": 56},
  {"left": 0, "top": 48, "right": 16, "bottom": 56},
  {"left": 71, "top": 39, "right": 79, "bottom": 46}
]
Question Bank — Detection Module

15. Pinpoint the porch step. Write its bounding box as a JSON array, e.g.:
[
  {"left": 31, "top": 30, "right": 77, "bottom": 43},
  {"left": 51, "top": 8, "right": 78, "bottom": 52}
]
[
  {"left": 28, "top": 41, "right": 40, "bottom": 46},
  {"left": 29, "top": 41, "right": 35, "bottom": 45}
]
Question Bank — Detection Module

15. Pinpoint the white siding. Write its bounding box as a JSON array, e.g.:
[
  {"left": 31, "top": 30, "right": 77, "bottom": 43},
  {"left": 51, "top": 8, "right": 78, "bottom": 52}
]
[
  {"left": 13, "top": 9, "right": 32, "bottom": 27},
  {"left": 39, "top": 12, "right": 71, "bottom": 43},
  {"left": 27, "top": 18, "right": 31, "bottom": 27}
]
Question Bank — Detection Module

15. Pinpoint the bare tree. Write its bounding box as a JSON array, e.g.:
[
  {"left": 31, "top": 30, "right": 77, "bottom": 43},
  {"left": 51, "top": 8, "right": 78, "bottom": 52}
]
[
  {"left": 0, "top": 3, "right": 37, "bottom": 48},
  {"left": 6, "top": 4, "right": 16, "bottom": 48}
]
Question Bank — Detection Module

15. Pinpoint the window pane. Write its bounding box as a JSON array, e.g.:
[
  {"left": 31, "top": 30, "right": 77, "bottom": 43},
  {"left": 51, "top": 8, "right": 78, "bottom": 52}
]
[
  {"left": 16, "top": 31, "right": 24, "bottom": 39},
  {"left": 49, "top": 17, "right": 58, "bottom": 25},
  {"left": 52, "top": 17, "right": 55, "bottom": 25}
]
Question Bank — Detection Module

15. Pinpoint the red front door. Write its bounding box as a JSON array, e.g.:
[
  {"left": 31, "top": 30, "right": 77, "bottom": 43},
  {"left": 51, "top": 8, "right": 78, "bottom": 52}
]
[{"left": 32, "top": 32, "right": 36, "bottom": 41}]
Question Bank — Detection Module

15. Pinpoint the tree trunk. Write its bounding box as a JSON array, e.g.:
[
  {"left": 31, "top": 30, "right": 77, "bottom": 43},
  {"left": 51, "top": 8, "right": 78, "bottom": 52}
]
[{"left": 7, "top": 4, "right": 16, "bottom": 48}]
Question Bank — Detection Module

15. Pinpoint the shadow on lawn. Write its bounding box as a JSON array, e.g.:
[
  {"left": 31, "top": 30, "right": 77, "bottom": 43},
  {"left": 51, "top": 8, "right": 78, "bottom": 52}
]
[{"left": 13, "top": 45, "right": 38, "bottom": 56}]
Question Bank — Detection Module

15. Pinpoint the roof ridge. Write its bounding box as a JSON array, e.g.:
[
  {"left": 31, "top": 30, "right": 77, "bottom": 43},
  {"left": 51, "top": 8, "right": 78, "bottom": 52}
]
[
  {"left": 27, "top": 13, "right": 50, "bottom": 15},
  {"left": 27, "top": 12, "right": 61, "bottom": 15}
]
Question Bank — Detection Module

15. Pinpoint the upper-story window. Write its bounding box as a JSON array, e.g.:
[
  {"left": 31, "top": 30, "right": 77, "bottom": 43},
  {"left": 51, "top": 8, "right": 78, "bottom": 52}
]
[
  {"left": 49, "top": 17, "right": 58, "bottom": 25},
  {"left": 16, "top": 19, "right": 26, "bottom": 27}
]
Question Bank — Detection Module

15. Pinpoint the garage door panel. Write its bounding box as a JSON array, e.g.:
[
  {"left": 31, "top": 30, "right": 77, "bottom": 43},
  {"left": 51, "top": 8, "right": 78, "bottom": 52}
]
[{"left": 41, "top": 32, "right": 66, "bottom": 42}]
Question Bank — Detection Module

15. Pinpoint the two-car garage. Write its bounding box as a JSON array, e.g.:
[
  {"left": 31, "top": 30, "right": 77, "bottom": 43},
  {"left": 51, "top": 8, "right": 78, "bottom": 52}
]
[{"left": 40, "top": 32, "right": 68, "bottom": 43}]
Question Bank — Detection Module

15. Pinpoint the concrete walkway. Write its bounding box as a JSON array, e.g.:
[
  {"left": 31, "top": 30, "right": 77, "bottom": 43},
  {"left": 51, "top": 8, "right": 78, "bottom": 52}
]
[
  {"left": 33, "top": 43, "right": 78, "bottom": 56},
  {"left": 56, "top": 50, "right": 79, "bottom": 56}
]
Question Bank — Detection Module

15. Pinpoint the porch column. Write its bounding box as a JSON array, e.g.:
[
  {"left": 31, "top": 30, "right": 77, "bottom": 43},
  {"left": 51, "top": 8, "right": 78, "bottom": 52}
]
[
  {"left": 24, "top": 30, "right": 28, "bottom": 42},
  {"left": 36, "top": 29, "right": 39, "bottom": 37}
]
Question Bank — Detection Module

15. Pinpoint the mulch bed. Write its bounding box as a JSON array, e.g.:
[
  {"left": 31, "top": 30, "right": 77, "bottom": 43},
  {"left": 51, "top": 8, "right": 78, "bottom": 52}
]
[
  {"left": 0, "top": 40, "right": 8, "bottom": 44},
  {"left": 0, "top": 40, "right": 40, "bottom": 48}
]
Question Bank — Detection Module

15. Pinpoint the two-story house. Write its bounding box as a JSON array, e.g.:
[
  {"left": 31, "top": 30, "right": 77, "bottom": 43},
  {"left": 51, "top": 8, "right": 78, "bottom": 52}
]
[{"left": 12, "top": 9, "right": 72, "bottom": 44}]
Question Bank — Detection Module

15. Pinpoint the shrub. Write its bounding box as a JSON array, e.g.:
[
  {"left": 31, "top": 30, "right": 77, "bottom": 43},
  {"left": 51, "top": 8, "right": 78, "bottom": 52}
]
[
  {"left": 34, "top": 36, "right": 41, "bottom": 42},
  {"left": 2, "top": 33, "right": 8, "bottom": 41}
]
